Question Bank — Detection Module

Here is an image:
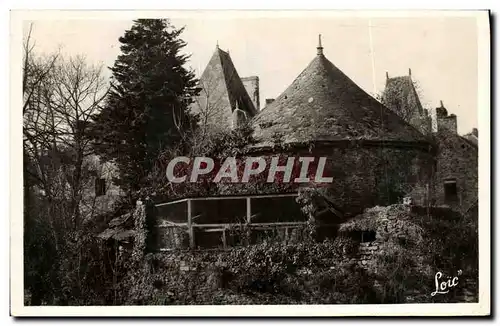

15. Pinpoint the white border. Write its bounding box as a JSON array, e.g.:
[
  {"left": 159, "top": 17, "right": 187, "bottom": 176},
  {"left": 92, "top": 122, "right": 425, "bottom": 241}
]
[{"left": 9, "top": 9, "right": 491, "bottom": 317}]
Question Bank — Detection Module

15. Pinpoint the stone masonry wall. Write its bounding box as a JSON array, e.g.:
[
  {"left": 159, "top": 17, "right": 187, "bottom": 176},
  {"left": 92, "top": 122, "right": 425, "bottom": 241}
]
[
  {"left": 241, "top": 76, "right": 260, "bottom": 111},
  {"left": 338, "top": 206, "right": 415, "bottom": 270},
  {"left": 432, "top": 130, "right": 478, "bottom": 213},
  {"left": 337, "top": 204, "right": 478, "bottom": 303},
  {"left": 437, "top": 115, "right": 458, "bottom": 133},
  {"left": 80, "top": 155, "right": 123, "bottom": 221},
  {"left": 227, "top": 143, "right": 436, "bottom": 216}
]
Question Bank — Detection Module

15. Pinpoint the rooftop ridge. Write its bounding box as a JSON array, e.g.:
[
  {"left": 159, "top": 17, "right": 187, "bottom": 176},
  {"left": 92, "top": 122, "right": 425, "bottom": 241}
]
[{"left": 252, "top": 51, "right": 428, "bottom": 145}]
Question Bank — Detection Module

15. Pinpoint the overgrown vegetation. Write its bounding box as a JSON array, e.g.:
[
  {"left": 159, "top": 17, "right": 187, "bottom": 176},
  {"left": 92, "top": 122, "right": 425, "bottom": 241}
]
[
  {"left": 114, "top": 202, "right": 477, "bottom": 305},
  {"left": 23, "top": 19, "right": 199, "bottom": 305},
  {"left": 116, "top": 239, "right": 377, "bottom": 305}
]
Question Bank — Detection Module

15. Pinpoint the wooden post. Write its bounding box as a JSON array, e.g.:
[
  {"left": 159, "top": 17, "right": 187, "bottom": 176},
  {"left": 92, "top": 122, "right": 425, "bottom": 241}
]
[
  {"left": 222, "top": 228, "right": 227, "bottom": 249},
  {"left": 246, "top": 197, "right": 252, "bottom": 245},
  {"left": 187, "top": 199, "right": 195, "bottom": 249},
  {"left": 246, "top": 197, "right": 251, "bottom": 223}
]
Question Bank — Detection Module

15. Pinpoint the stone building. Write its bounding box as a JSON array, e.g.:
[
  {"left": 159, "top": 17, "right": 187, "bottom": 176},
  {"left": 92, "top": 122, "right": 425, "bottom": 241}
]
[
  {"left": 432, "top": 128, "right": 478, "bottom": 213},
  {"left": 435, "top": 100, "right": 458, "bottom": 133},
  {"left": 80, "top": 155, "right": 123, "bottom": 221},
  {"left": 249, "top": 36, "right": 435, "bottom": 213},
  {"left": 430, "top": 101, "right": 478, "bottom": 213},
  {"left": 102, "top": 36, "right": 478, "bottom": 250},
  {"left": 380, "top": 69, "right": 478, "bottom": 214},
  {"left": 150, "top": 36, "right": 449, "bottom": 250},
  {"left": 188, "top": 36, "right": 477, "bottom": 217},
  {"left": 463, "top": 128, "right": 479, "bottom": 146}
]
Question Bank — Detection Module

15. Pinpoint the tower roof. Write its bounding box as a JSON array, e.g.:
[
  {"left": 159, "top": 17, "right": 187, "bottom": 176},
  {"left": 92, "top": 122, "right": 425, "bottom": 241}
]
[
  {"left": 383, "top": 73, "right": 424, "bottom": 116},
  {"left": 191, "top": 46, "right": 257, "bottom": 123},
  {"left": 252, "top": 47, "right": 427, "bottom": 147}
]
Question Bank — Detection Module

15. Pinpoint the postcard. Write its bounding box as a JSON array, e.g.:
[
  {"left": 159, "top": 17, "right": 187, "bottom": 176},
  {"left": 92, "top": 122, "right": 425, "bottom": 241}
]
[{"left": 10, "top": 9, "right": 490, "bottom": 317}]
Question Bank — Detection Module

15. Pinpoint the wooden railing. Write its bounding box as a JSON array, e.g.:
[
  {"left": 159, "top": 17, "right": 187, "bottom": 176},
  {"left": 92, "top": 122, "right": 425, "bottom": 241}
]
[{"left": 155, "top": 194, "right": 303, "bottom": 249}]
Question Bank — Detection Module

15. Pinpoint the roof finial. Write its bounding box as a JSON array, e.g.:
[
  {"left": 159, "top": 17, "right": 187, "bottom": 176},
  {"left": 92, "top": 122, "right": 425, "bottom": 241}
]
[
  {"left": 386, "top": 71, "right": 389, "bottom": 80},
  {"left": 440, "top": 100, "right": 444, "bottom": 108},
  {"left": 408, "top": 68, "right": 412, "bottom": 77},
  {"left": 216, "top": 40, "right": 219, "bottom": 48},
  {"left": 317, "top": 34, "right": 323, "bottom": 55}
]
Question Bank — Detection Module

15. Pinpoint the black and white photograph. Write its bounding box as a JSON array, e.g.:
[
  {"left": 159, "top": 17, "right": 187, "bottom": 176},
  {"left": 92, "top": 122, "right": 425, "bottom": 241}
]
[{"left": 10, "top": 9, "right": 490, "bottom": 316}]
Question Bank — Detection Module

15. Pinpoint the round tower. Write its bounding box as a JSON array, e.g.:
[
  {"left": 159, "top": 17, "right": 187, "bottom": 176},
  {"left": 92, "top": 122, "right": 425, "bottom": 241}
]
[{"left": 245, "top": 36, "right": 435, "bottom": 215}]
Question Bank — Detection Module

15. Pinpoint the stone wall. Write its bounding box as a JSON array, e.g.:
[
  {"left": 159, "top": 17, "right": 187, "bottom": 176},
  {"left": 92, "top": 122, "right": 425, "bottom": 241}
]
[
  {"left": 338, "top": 205, "right": 419, "bottom": 270},
  {"left": 80, "top": 155, "right": 123, "bottom": 220},
  {"left": 432, "top": 130, "right": 478, "bottom": 213},
  {"left": 337, "top": 204, "right": 478, "bottom": 303},
  {"left": 241, "top": 76, "right": 260, "bottom": 111},
  {"left": 227, "top": 142, "right": 436, "bottom": 216},
  {"left": 434, "top": 102, "right": 458, "bottom": 134},
  {"left": 437, "top": 115, "right": 458, "bottom": 133}
]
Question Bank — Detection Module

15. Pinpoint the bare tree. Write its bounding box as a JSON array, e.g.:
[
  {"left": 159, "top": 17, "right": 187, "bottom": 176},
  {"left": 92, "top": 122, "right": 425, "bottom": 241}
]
[
  {"left": 23, "top": 35, "right": 109, "bottom": 234},
  {"left": 23, "top": 25, "right": 113, "bottom": 305},
  {"left": 23, "top": 24, "right": 59, "bottom": 115}
]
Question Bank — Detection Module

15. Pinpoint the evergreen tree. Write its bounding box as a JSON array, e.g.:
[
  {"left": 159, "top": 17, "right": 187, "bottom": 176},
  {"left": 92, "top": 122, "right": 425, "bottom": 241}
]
[{"left": 91, "top": 19, "right": 199, "bottom": 194}]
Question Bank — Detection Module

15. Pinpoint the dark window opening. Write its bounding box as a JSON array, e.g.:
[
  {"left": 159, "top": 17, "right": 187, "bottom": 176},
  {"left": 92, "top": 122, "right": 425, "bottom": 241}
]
[
  {"left": 346, "top": 230, "right": 376, "bottom": 243},
  {"left": 361, "top": 231, "right": 376, "bottom": 243},
  {"left": 95, "top": 178, "right": 106, "bottom": 197},
  {"left": 444, "top": 179, "right": 458, "bottom": 202}
]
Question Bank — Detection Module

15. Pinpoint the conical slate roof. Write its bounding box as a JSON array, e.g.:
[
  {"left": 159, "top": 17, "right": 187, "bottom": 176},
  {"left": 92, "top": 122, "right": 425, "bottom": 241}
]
[
  {"left": 252, "top": 44, "right": 427, "bottom": 147},
  {"left": 190, "top": 46, "right": 257, "bottom": 128}
]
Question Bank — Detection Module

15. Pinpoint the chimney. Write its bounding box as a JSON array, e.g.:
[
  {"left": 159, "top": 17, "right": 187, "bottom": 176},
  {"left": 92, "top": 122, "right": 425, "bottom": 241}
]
[
  {"left": 435, "top": 101, "right": 457, "bottom": 134},
  {"left": 436, "top": 100, "right": 448, "bottom": 118},
  {"left": 265, "top": 98, "right": 275, "bottom": 106},
  {"left": 472, "top": 128, "right": 478, "bottom": 137},
  {"left": 241, "top": 76, "right": 260, "bottom": 111},
  {"left": 408, "top": 68, "right": 412, "bottom": 77}
]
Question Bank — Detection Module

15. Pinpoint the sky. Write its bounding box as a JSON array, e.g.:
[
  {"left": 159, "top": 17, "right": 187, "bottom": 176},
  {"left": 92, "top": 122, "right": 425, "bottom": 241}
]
[{"left": 24, "top": 13, "right": 480, "bottom": 135}]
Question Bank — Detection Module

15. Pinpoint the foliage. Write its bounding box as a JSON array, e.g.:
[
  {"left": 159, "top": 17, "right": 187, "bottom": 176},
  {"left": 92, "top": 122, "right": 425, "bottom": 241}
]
[
  {"left": 90, "top": 19, "right": 199, "bottom": 195},
  {"left": 131, "top": 200, "right": 148, "bottom": 262},
  {"left": 141, "top": 122, "right": 257, "bottom": 201},
  {"left": 339, "top": 204, "right": 478, "bottom": 303},
  {"left": 121, "top": 240, "right": 376, "bottom": 305}
]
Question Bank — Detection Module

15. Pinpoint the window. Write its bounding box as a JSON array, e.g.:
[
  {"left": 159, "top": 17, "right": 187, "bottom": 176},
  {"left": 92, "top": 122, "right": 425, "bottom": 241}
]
[
  {"left": 444, "top": 179, "right": 458, "bottom": 202},
  {"left": 346, "top": 230, "right": 377, "bottom": 243},
  {"left": 95, "top": 178, "right": 106, "bottom": 197},
  {"left": 361, "top": 231, "right": 376, "bottom": 243}
]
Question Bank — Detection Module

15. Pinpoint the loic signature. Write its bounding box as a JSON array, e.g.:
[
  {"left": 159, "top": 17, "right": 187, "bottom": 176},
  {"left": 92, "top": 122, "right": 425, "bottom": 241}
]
[{"left": 431, "top": 270, "right": 463, "bottom": 296}]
